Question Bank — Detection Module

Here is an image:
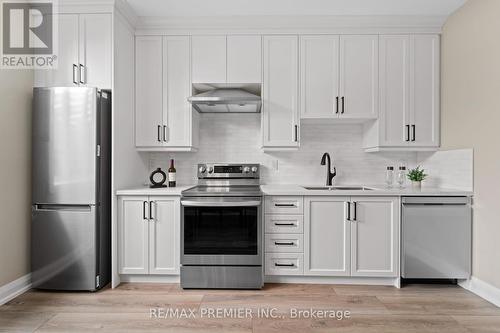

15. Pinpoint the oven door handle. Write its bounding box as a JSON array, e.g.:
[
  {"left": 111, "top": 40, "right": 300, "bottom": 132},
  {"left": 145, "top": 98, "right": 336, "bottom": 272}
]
[{"left": 181, "top": 200, "right": 261, "bottom": 207}]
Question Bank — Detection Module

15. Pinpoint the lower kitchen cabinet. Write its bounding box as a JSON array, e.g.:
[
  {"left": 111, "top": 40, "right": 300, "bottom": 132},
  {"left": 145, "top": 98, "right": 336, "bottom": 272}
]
[
  {"left": 304, "top": 197, "right": 351, "bottom": 276},
  {"left": 118, "top": 195, "right": 180, "bottom": 275},
  {"left": 303, "top": 196, "right": 399, "bottom": 278}
]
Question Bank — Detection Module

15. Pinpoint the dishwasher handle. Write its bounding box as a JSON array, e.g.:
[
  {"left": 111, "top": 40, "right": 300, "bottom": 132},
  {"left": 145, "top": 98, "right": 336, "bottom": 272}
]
[{"left": 401, "top": 196, "right": 470, "bottom": 205}]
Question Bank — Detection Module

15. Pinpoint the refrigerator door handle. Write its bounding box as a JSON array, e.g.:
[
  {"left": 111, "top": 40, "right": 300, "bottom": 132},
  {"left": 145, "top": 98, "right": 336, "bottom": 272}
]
[{"left": 34, "top": 204, "right": 92, "bottom": 212}]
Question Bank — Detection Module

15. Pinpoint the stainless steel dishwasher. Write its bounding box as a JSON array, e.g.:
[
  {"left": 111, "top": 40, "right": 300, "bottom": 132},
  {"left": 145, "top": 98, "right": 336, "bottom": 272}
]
[{"left": 402, "top": 196, "right": 472, "bottom": 279}]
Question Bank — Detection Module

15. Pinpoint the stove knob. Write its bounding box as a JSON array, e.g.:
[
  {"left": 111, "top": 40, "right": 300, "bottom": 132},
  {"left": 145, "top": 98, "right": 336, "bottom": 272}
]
[
  {"left": 243, "top": 166, "right": 250, "bottom": 173},
  {"left": 208, "top": 166, "right": 214, "bottom": 174},
  {"left": 251, "top": 166, "right": 258, "bottom": 173},
  {"left": 198, "top": 165, "right": 206, "bottom": 173}
]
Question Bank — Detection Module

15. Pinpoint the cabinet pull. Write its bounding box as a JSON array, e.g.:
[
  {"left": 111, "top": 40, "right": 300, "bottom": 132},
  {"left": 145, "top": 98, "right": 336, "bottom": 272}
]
[
  {"left": 294, "top": 125, "right": 298, "bottom": 142},
  {"left": 143, "top": 201, "right": 148, "bottom": 220},
  {"left": 274, "top": 222, "right": 295, "bottom": 226},
  {"left": 335, "top": 96, "right": 339, "bottom": 114},
  {"left": 72, "top": 64, "right": 78, "bottom": 84},
  {"left": 79, "top": 64, "right": 85, "bottom": 84},
  {"left": 274, "top": 241, "right": 295, "bottom": 246},
  {"left": 405, "top": 125, "right": 410, "bottom": 142},
  {"left": 274, "top": 203, "right": 295, "bottom": 207},
  {"left": 341, "top": 96, "right": 345, "bottom": 114},
  {"left": 353, "top": 201, "right": 357, "bottom": 221},
  {"left": 346, "top": 201, "right": 351, "bottom": 221},
  {"left": 163, "top": 125, "right": 167, "bottom": 142},
  {"left": 149, "top": 201, "right": 154, "bottom": 220},
  {"left": 275, "top": 263, "right": 295, "bottom": 267},
  {"left": 411, "top": 125, "right": 416, "bottom": 142},
  {"left": 157, "top": 125, "right": 161, "bottom": 142}
]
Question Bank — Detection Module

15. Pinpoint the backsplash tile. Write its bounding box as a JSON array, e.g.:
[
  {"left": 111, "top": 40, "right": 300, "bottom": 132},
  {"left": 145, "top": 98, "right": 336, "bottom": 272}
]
[{"left": 149, "top": 113, "right": 417, "bottom": 186}]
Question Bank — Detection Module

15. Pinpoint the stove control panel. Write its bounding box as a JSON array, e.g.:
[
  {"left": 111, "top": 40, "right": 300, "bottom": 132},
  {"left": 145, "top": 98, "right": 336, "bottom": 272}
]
[{"left": 197, "top": 163, "right": 260, "bottom": 179}]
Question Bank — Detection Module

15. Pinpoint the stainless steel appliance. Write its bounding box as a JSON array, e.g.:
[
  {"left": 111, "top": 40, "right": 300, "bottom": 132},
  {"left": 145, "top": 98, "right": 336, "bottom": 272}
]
[
  {"left": 181, "top": 163, "right": 263, "bottom": 289},
  {"left": 31, "top": 87, "right": 111, "bottom": 291},
  {"left": 188, "top": 88, "right": 261, "bottom": 113},
  {"left": 402, "top": 196, "right": 472, "bottom": 280}
]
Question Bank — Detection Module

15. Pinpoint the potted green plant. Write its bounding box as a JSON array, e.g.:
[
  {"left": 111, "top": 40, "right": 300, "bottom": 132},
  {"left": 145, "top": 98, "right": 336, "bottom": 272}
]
[{"left": 407, "top": 166, "right": 427, "bottom": 190}]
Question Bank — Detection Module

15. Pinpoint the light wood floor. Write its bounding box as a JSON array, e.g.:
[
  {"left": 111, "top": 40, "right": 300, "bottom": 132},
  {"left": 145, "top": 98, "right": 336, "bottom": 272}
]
[{"left": 1, "top": 283, "right": 500, "bottom": 332}]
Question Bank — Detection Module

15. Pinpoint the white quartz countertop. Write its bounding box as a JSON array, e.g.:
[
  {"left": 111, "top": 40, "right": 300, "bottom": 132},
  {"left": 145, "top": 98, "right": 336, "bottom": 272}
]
[
  {"left": 260, "top": 184, "right": 473, "bottom": 196},
  {"left": 116, "top": 185, "right": 195, "bottom": 196}
]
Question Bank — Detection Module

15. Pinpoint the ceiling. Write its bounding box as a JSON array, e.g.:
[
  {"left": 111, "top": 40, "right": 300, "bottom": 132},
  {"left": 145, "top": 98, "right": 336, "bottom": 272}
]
[{"left": 125, "top": 0, "right": 466, "bottom": 17}]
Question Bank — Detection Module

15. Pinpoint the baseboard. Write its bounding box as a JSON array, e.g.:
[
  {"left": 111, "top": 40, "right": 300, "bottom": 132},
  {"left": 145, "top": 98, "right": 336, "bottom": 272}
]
[
  {"left": 0, "top": 273, "right": 32, "bottom": 306},
  {"left": 264, "top": 275, "right": 398, "bottom": 286},
  {"left": 119, "top": 274, "right": 180, "bottom": 284},
  {"left": 459, "top": 276, "right": 500, "bottom": 307}
]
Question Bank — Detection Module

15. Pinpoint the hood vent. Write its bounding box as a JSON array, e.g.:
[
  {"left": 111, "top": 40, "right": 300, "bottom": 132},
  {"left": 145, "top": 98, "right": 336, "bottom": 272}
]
[{"left": 188, "top": 88, "right": 262, "bottom": 113}]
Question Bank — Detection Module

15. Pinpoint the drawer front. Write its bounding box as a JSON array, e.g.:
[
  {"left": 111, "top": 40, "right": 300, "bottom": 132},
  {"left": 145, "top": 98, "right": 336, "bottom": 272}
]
[
  {"left": 265, "top": 253, "right": 303, "bottom": 275},
  {"left": 265, "top": 215, "right": 303, "bottom": 234},
  {"left": 265, "top": 234, "right": 304, "bottom": 253},
  {"left": 265, "top": 196, "right": 304, "bottom": 215}
]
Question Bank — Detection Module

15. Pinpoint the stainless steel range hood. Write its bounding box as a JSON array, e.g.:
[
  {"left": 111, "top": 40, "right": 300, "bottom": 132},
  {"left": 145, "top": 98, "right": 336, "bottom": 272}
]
[{"left": 188, "top": 88, "right": 262, "bottom": 113}]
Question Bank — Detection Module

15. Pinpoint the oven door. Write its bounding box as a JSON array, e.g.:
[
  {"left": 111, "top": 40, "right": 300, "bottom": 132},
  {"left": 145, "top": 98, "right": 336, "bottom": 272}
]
[{"left": 181, "top": 197, "right": 262, "bottom": 266}]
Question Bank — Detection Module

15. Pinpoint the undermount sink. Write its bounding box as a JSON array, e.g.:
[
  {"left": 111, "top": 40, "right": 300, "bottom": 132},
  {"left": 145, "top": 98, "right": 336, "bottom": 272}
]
[{"left": 303, "top": 186, "right": 374, "bottom": 191}]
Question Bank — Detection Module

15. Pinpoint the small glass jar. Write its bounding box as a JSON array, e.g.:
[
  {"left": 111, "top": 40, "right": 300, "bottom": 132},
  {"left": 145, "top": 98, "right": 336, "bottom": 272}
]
[
  {"left": 385, "top": 166, "right": 394, "bottom": 188},
  {"left": 396, "top": 166, "right": 406, "bottom": 188}
]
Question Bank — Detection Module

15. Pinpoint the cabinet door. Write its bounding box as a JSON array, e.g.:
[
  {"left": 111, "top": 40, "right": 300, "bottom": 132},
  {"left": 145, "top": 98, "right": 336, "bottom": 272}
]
[
  {"left": 410, "top": 35, "right": 440, "bottom": 147},
  {"left": 192, "top": 35, "right": 226, "bottom": 83},
  {"left": 227, "top": 35, "right": 262, "bottom": 83},
  {"left": 149, "top": 197, "right": 180, "bottom": 274},
  {"left": 163, "top": 36, "right": 192, "bottom": 147},
  {"left": 79, "top": 14, "right": 112, "bottom": 89},
  {"left": 350, "top": 197, "right": 399, "bottom": 277},
  {"left": 304, "top": 197, "right": 350, "bottom": 276},
  {"left": 379, "top": 35, "right": 411, "bottom": 146},
  {"left": 262, "top": 35, "right": 299, "bottom": 148},
  {"left": 340, "top": 35, "right": 378, "bottom": 119},
  {"left": 34, "top": 14, "right": 79, "bottom": 87},
  {"left": 118, "top": 196, "right": 149, "bottom": 274},
  {"left": 300, "top": 35, "right": 340, "bottom": 119},
  {"left": 135, "top": 36, "right": 163, "bottom": 147}
]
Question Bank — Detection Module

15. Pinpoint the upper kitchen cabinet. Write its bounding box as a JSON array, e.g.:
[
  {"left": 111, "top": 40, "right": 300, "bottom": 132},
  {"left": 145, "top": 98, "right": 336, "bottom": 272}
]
[
  {"left": 192, "top": 35, "right": 262, "bottom": 83},
  {"left": 262, "top": 35, "right": 300, "bottom": 150},
  {"left": 364, "top": 34, "right": 440, "bottom": 152},
  {"left": 135, "top": 36, "right": 198, "bottom": 151},
  {"left": 34, "top": 14, "right": 112, "bottom": 89},
  {"left": 300, "top": 35, "right": 378, "bottom": 120}
]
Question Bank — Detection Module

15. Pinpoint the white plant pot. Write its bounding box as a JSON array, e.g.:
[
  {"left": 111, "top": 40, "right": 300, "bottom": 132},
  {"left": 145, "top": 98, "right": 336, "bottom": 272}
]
[{"left": 411, "top": 181, "right": 422, "bottom": 190}]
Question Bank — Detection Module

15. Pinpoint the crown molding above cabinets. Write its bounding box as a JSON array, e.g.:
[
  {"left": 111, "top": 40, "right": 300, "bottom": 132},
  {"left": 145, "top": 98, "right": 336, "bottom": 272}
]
[{"left": 134, "top": 15, "right": 446, "bottom": 36}]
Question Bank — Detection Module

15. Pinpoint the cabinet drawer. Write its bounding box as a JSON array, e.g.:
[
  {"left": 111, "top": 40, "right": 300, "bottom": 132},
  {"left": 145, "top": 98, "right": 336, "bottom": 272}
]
[
  {"left": 265, "top": 196, "right": 303, "bottom": 214},
  {"left": 265, "top": 215, "right": 303, "bottom": 234},
  {"left": 265, "top": 253, "right": 303, "bottom": 275},
  {"left": 265, "top": 234, "right": 304, "bottom": 253}
]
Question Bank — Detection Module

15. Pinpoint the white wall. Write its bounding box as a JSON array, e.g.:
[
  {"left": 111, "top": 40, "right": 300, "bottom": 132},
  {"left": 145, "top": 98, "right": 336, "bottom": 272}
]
[
  {"left": 441, "top": 0, "right": 500, "bottom": 289},
  {"left": 150, "top": 113, "right": 416, "bottom": 185},
  {"left": 0, "top": 70, "right": 33, "bottom": 287}
]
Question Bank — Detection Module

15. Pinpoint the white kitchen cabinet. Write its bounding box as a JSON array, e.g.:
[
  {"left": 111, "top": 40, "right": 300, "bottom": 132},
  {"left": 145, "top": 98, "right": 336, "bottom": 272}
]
[
  {"left": 300, "top": 35, "right": 340, "bottom": 118},
  {"left": 148, "top": 197, "right": 180, "bottom": 275},
  {"left": 304, "top": 197, "right": 351, "bottom": 276},
  {"left": 227, "top": 35, "right": 262, "bottom": 83},
  {"left": 339, "top": 35, "right": 379, "bottom": 119},
  {"left": 34, "top": 14, "right": 111, "bottom": 88},
  {"left": 350, "top": 197, "right": 399, "bottom": 277},
  {"left": 135, "top": 36, "right": 197, "bottom": 151},
  {"left": 118, "top": 196, "right": 149, "bottom": 274},
  {"left": 364, "top": 34, "right": 440, "bottom": 151},
  {"left": 192, "top": 35, "right": 226, "bottom": 83},
  {"left": 262, "top": 35, "right": 300, "bottom": 149},
  {"left": 118, "top": 196, "right": 180, "bottom": 275}
]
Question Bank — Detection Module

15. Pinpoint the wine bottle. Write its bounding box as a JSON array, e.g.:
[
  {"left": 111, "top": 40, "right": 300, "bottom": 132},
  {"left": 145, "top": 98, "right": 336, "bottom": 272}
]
[{"left": 168, "top": 159, "right": 176, "bottom": 187}]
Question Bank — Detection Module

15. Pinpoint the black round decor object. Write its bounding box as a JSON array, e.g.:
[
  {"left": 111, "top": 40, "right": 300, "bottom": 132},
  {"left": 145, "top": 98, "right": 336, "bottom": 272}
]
[{"left": 149, "top": 168, "right": 167, "bottom": 188}]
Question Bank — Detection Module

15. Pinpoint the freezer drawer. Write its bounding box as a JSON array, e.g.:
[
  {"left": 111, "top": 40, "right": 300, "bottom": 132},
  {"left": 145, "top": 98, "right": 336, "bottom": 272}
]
[
  {"left": 31, "top": 204, "right": 98, "bottom": 290},
  {"left": 402, "top": 197, "right": 471, "bottom": 279}
]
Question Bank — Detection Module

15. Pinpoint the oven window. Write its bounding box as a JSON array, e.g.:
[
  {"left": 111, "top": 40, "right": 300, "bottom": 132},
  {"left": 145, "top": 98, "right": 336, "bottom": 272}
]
[{"left": 184, "top": 206, "right": 258, "bottom": 255}]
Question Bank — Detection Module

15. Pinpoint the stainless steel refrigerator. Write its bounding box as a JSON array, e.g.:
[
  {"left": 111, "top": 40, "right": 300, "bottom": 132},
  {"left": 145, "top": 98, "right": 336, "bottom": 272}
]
[{"left": 31, "top": 87, "right": 111, "bottom": 291}]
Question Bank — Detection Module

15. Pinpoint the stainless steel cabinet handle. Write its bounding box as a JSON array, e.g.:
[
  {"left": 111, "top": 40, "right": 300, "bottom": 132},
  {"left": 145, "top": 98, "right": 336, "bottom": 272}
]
[
  {"left": 341, "top": 96, "right": 345, "bottom": 114},
  {"left": 411, "top": 125, "right": 416, "bottom": 142},
  {"left": 346, "top": 201, "right": 351, "bottom": 221},
  {"left": 143, "top": 201, "right": 148, "bottom": 220},
  {"left": 294, "top": 125, "right": 298, "bottom": 142},
  {"left": 157, "top": 125, "right": 161, "bottom": 142},
  {"left": 72, "top": 64, "right": 78, "bottom": 84},
  {"left": 275, "top": 263, "right": 295, "bottom": 267},
  {"left": 163, "top": 125, "right": 167, "bottom": 142},
  {"left": 149, "top": 201, "right": 154, "bottom": 220},
  {"left": 336, "top": 96, "right": 339, "bottom": 114},
  {"left": 79, "top": 64, "right": 85, "bottom": 84},
  {"left": 274, "top": 203, "right": 295, "bottom": 207},
  {"left": 406, "top": 125, "right": 410, "bottom": 142},
  {"left": 274, "top": 223, "right": 295, "bottom": 226},
  {"left": 274, "top": 241, "right": 295, "bottom": 246}
]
